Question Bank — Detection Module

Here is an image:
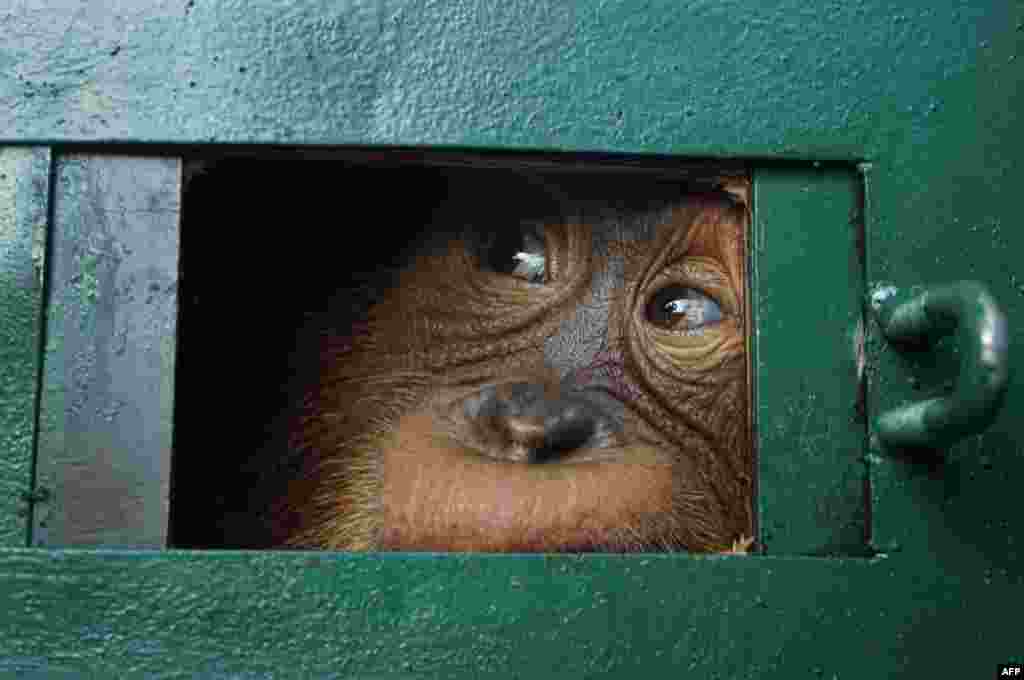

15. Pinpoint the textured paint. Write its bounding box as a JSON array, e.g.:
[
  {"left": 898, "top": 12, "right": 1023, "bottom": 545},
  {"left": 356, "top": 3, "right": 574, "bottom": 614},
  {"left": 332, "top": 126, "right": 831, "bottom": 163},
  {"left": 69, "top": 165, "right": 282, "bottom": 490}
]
[
  {"left": 0, "top": 0, "right": 1010, "bottom": 160},
  {"left": 0, "top": 147, "right": 50, "bottom": 548},
  {"left": 0, "top": 549, "right": 1021, "bottom": 678},
  {"left": 753, "top": 167, "right": 867, "bottom": 556},
  {"left": 32, "top": 155, "right": 180, "bottom": 548},
  {"left": 0, "top": 0, "right": 1021, "bottom": 677},
  {"left": 863, "top": 0, "right": 1024, "bottom": 588}
]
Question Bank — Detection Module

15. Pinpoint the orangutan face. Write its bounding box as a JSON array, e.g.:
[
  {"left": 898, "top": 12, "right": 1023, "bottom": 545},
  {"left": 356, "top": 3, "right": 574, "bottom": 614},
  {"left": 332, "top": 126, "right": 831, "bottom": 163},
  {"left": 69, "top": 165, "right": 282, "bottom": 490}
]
[{"left": 260, "top": 176, "right": 752, "bottom": 554}]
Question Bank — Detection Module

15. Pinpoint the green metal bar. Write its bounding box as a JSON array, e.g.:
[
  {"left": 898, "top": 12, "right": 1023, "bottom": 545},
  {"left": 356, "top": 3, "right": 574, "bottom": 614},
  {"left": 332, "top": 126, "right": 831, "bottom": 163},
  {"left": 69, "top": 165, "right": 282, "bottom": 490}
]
[
  {"left": 753, "top": 166, "right": 868, "bottom": 556},
  {"left": 869, "top": 281, "right": 1010, "bottom": 450},
  {"left": 0, "top": 147, "right": 51, "bottom": 548},
  {"left": 32, "top": 154, "right": 181, "bottom": 548}
]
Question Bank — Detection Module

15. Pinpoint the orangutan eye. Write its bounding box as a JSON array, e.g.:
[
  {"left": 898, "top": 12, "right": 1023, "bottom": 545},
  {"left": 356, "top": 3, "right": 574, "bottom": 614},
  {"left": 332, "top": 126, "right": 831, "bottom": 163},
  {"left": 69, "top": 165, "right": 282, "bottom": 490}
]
[
  {"left": 481, "top": 225, "right": 548, "bottom": 284},
  {"left": 645, "top": 284, "right": 723, "bottom": 331}
]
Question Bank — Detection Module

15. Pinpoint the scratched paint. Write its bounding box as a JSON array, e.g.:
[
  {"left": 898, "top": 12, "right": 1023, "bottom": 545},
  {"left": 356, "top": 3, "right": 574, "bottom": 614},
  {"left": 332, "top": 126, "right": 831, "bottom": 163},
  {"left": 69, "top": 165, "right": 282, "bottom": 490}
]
[
  {"left": 0, "top": 154, "right": 16, "bottom": 251},
  {"left": 0, "top": 146, "right": 50, "bottom": 547}
]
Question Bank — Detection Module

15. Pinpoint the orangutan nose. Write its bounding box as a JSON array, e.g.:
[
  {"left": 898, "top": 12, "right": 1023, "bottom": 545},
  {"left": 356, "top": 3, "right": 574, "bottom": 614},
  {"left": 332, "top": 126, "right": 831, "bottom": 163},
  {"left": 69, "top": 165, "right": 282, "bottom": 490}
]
[{"left": 478, "top": 382, "right": 599, "bottom": 463}]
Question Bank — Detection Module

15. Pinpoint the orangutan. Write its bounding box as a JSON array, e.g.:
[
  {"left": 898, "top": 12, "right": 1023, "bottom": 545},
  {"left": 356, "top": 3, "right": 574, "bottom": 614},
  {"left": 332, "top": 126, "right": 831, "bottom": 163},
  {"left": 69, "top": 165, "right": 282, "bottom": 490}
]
[{"left": 226, "top": 169, "right": 753, "bottom": 554}]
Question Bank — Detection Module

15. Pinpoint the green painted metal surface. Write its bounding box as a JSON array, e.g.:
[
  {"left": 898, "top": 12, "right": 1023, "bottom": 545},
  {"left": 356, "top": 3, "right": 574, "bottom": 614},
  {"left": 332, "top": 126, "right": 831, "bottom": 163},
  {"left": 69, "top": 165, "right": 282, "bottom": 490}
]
[
  {"left": 0, "top": 549, "right": 1021, "bottom": 678},
  {"left": 0, "top": 0, "right": 1021, "bottom": 677},
  {"left": 861, "top": 2, "right": 1024, "bottom": 573},
  {"left": 0, "top": 1, "right": 1010, "bottom": 160},
  {"left": 753, "top": 167, "right": 867, "bottom": 556},
  {"left": 870, "top": 281, "right": 1009, "bottom": 449},
  {"left": 0, "top": 147, "right": 49, "bottom": 548},
  {"left": 33, "top": 154, "right": 180, "bottom": 548}
]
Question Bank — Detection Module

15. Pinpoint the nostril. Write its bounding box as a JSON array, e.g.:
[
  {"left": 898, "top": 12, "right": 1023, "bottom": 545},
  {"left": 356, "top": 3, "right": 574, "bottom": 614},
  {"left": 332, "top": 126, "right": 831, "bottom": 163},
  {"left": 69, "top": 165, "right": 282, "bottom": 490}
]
[
  {"left": 490, "top": 399, "right": 597, "bottom": 463},
  {"left": 470, "top": 382, "right": 609, "bottom": 463},
  {"left": 541, "top": 402, "right": 596, "bottom": 453}
]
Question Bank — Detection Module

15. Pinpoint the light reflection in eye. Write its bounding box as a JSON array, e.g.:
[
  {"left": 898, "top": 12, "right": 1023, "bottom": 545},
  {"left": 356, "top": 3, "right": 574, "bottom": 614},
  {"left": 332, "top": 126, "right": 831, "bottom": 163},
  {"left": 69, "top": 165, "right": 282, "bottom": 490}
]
[
  {"left": 482, "top": 227, "right": 548, "bottom": 284},
  {"left": 646, "top": 285, "right": 723, "bottom": 330},
  {"left": 512, "top": 251, "right": 546, "bottom": 283}
]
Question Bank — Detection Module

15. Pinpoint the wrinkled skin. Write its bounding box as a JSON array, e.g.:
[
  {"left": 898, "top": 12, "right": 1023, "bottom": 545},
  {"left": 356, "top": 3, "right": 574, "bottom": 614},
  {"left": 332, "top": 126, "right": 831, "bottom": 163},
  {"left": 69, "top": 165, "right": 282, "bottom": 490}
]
[{"left": 252, "top": 177, "right": 752, "bottom": 553}]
